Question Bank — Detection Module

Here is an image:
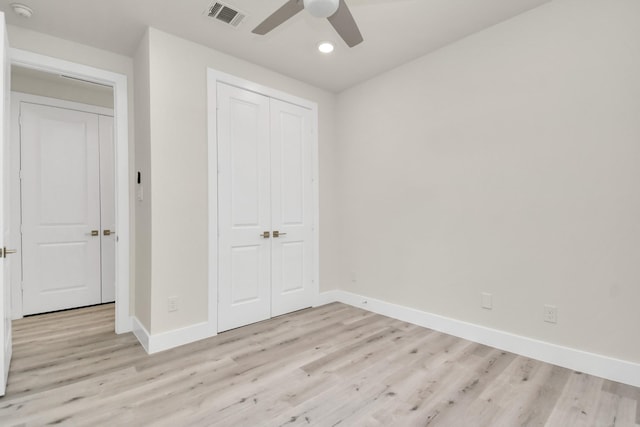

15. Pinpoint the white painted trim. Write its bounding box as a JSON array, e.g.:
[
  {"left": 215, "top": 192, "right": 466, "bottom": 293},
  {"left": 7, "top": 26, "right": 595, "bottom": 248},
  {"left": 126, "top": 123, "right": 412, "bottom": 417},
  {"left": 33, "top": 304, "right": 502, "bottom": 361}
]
[
  {"left": 317, "top": 290, "right": 640, "bottom": 388},
  {"left": 131, "top": 316, "right": 150, "bottom": 354},
  {"left": 11, "top": 90, "right": 113, "bottom": 117},
  {"left": 9, "top": 92, "right": 114, "bottom": 320},
  {"left": 132, "top": 316, "right": 213, "bottom": 355},
  {"left": 314, "top": 290, "right": 340, "bottom": 307},
  {"left": 10, "top": 48, "right": 131, "bottom": 334},
  {"left": 310, "top": 98, "right": 320, "bottom": 306},
  {"left": 12, "top": 92, "right": 113, "bottom": 117},
  {"left": 206, "top": 68, "right": 320, "bottom": 335},
  {"left": 146, "top": 322, "right": 213, "bottom": 354},
  {"left": 207, "top": 69, "right": 316, "bottom": 111},
  {"left": 206, "top": 70, "right": 219, "bottom": 337}
]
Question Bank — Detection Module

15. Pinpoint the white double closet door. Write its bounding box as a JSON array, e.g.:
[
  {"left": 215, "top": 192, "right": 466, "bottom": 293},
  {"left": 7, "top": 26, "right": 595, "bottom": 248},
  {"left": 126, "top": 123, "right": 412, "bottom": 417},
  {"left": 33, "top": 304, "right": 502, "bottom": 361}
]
[
  {"left": 217, "top": 83, "right": 315, "bottom": 332},
  {"left": 20, "top": 101, "right": 115, "bottom": 316}
]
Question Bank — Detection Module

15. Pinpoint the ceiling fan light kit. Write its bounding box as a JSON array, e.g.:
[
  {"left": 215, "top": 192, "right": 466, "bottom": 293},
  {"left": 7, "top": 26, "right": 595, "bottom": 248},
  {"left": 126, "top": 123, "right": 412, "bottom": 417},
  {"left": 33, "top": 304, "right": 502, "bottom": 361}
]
[
  {"left": 253, "top": 0, "right": 364, "bottom": 48},
  {"left": 304, "top": 0, "right": 339, "bottom": 18}
]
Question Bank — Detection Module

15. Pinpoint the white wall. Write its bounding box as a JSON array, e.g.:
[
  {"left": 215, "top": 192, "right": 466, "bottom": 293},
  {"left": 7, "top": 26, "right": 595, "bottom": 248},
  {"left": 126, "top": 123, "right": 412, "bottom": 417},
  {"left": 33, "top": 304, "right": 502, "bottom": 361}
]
[
  {"left": 7, "top": 26, "right": 137, "bottom": 314},
  {"left": 335, "top": 0, "right": 640, "bottom": 363},
  {"left": 12, "top": 66, "right": 113, "bottom": 108},
  {"left": 143, "top": 28, "right": 338, "bottom": 334},
  {"left": 134, "top": 30, "right": 151, "bottom": 330}
]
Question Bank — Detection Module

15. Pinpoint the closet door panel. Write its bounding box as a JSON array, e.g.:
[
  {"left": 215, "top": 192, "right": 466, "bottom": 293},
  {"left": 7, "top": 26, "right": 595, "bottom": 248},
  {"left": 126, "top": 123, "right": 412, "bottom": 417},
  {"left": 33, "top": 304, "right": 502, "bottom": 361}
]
[
  {"left": 270, "top": 98, "right": 315, "bottom": 317},
  {"left": 217, "top": 83, "right": 272, "bottom": 332}
]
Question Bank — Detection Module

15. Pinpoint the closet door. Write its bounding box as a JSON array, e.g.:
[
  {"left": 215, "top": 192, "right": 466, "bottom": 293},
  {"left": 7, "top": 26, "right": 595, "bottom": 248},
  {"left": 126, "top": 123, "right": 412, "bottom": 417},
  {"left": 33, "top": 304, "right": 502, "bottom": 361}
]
[
  {"left": 270, "top": 99, "right": 315, "bottom": 316},
  {"left": 217, "top": 83, "right": 272, "bottom": 332}
]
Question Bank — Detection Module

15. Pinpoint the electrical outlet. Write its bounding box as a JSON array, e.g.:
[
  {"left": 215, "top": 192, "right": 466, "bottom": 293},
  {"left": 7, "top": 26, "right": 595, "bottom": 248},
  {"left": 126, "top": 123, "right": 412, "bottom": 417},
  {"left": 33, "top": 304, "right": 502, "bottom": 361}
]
[
  {"left": 168, "top": 296, "right": 179, "bottom": 312},
  {"left": 481, "top": 293, "right": 493, "bottom": 310},
  {"left": 543, "top": 305, "right": 557, "bottom": 324},
  {"left": 350, "top": 271, "right": 357, "bottom": 283}
]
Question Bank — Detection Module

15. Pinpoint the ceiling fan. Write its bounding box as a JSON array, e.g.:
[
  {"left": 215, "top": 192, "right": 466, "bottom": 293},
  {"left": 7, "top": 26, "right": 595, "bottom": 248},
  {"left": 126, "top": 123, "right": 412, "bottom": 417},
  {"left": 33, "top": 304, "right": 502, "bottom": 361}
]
[{"left": 253, "top": 0, "right": 363, "bottom": 48}]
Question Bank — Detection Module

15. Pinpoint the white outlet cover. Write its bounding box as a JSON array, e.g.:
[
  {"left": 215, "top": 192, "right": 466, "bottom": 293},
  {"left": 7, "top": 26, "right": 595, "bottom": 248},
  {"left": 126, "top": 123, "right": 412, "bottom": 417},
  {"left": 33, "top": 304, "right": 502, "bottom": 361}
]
[{"left": 543, "top": 305, "right": 557, "bottom": 323}]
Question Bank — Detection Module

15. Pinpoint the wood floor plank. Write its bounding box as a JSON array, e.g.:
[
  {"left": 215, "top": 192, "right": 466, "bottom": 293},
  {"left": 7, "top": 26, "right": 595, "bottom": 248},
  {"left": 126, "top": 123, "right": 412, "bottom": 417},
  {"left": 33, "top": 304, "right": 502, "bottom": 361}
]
[{"left": 0, "top": 302, "right": 637, "bottom": 426}]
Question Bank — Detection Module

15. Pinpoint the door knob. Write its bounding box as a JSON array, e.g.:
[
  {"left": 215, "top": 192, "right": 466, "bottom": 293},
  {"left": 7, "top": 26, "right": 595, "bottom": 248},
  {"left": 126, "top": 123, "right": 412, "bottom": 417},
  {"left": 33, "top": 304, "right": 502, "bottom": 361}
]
[
  {"left": 1, "top": 247, "right": 16, "bottom": 258},
  {"left": 103, "top": 230, "right": 112, "bottom": 236},
  {"left": 261, "top": 231, "right": 270, "bottom": 239},
  {"left": 89, "top": 230, "right": 99, "bottom": 236},
  {"left": 273, "top": 231, "right": 287, "bottom": 238}
]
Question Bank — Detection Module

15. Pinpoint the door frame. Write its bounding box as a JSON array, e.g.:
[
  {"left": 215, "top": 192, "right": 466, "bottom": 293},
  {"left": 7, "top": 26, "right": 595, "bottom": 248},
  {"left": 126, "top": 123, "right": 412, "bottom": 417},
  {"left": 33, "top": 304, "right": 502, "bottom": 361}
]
[
  {"left": 206, "top": 68, "right": 320, "bottom": 335},
  {"left": 10, "top": 92, "right": 114, "bottom": 318},
  {"left": 10, "top": 49, "right": 131, "bottom": 333}
]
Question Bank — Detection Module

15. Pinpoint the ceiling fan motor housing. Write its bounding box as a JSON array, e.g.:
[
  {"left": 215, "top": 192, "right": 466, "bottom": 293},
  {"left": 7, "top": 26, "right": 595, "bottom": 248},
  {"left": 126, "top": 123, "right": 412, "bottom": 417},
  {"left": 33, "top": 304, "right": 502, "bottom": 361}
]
[{"left": 304, "top": 0, "right": 339, "bottom": 18}]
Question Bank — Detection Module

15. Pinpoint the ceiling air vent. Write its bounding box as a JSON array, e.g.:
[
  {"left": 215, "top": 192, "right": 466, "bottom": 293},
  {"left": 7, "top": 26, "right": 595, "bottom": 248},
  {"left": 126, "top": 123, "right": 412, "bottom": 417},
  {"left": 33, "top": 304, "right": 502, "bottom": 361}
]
[{"left": 206, "top": 2, "right": 246, "bottom": 28}]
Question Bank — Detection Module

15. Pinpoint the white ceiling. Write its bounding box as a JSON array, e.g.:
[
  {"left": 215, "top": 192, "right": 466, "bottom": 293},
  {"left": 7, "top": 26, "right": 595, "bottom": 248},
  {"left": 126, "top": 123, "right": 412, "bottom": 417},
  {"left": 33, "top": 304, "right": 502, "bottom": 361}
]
[{"left": 0, "top": 0, "right": 551, "bottom": 93}]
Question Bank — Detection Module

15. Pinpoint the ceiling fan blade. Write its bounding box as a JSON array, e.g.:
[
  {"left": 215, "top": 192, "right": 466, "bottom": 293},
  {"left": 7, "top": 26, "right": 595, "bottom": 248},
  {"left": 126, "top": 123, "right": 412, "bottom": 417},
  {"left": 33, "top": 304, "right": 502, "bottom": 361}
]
[
  {"left": 327, "top": 0, "right": 364, "bottom": 47},
  {"left": 253, "top": 0, "right": 305, "bottom": 35}
]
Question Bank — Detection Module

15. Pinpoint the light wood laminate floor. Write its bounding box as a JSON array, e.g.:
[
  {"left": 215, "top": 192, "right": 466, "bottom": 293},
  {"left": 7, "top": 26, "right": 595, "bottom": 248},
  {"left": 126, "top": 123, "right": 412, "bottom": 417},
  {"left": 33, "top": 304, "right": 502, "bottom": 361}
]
[{"left": 0, "top": 303, "right": 638, "bottom": 426}]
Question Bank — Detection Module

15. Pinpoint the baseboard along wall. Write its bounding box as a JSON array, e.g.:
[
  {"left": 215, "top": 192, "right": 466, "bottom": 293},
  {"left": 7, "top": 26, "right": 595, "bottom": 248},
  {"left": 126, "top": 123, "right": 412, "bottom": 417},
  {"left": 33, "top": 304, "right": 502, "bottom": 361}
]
[
  {"left": 130, "top": 290, "right": 639, "bottom": 387},
  {"left": 315, "top": 290, "right": 640, "bottom": 388},
  {"left": 131, "top": 316, "right": 215, "bottom": 355}
]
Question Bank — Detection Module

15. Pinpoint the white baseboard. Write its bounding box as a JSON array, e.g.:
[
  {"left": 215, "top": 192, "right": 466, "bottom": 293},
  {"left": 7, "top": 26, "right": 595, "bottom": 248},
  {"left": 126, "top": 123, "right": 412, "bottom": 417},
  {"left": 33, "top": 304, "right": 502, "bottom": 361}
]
[
  {"left": 131, "top": 316, "right": 216, "bottom": 354},
  {"left": 131, "top": 316, "right": 150, "bottom": 353},
  {"left": 317, "top": 290, "right": 640, "bottom": 388},
  {"left": 314, "top": 289, "right": 341, "bottom": 307}
]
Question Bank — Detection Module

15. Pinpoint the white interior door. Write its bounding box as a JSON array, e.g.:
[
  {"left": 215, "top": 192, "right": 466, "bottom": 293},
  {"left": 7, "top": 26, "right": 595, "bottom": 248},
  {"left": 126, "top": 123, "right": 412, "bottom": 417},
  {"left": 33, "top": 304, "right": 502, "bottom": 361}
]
[
  {"left": 20, "top": 103, "right": 102, "bottom": 315},
  {"left": 0, "top": 12, "right": 12, "bottom": 396},
  {"left": 99, "top": 115, "right": 115, "bottom": 303},
  {"left": 270, "top": 98, "right": 315, "bottom": 316},
  {"left": 217, "top": 83, "right": 272, "bottom": 332}
]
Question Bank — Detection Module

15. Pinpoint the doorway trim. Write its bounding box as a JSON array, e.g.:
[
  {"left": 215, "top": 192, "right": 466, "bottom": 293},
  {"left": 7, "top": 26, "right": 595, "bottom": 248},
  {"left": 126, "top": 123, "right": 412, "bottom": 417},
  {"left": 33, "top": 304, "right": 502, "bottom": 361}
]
[
  {"left": 10, "top": 48, "right": 131, "bottom": 333},
  {"left": 207, "top": 68, "right": 320, "bottom": 335}
]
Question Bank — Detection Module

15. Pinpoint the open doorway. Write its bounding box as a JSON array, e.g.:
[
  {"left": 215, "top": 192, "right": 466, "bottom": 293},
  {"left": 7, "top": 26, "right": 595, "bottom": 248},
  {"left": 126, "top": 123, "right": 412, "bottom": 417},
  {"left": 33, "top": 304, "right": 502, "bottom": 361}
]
[
  {"left": 10, "top": 66, "right": 116, "bottom": 318},
  {"left": 8, "top": 49, "right": 131, "bottom": 334}
]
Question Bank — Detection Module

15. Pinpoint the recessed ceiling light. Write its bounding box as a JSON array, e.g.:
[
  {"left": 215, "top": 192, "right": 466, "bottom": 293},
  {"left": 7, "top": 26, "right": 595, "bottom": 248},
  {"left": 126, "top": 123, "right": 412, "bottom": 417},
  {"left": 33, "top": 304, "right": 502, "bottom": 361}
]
[
  {"left": 318, "top": 42, "right": 335, "bottom": 54},
  {"left": 11, "top": 3, "right": 33, "bottom": 19}
]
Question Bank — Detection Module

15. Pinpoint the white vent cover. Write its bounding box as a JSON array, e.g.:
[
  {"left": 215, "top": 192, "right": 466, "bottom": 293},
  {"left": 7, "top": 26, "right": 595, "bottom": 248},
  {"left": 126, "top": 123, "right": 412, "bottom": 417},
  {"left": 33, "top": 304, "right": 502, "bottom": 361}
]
[{"left": 206, "top": 1, "right": 246, "bottom": 28}]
